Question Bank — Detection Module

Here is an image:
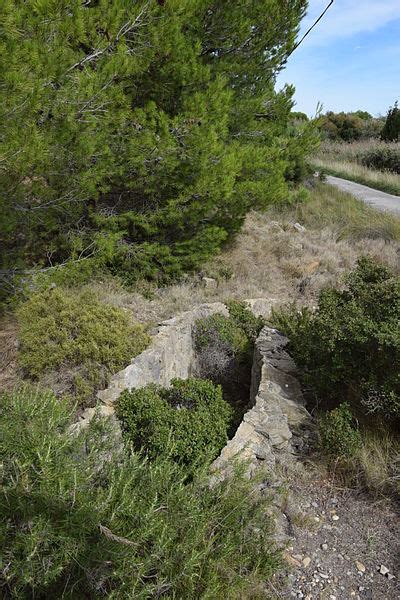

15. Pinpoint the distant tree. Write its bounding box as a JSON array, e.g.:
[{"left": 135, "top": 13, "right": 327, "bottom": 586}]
[
  {"left": 290, "top": 111, "right": 309, "bottom": 122},
  {"left": 354, "top": 110, "right": 372, "bottom": 120},
  {"left": 381, "top": 101, "right": 400, "bottom": 141},
  {"left": 319, "top": 110, "right": 382, "bottom": 141}
]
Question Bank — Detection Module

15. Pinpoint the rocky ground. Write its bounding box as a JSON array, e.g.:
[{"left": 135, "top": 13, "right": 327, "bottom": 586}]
[{"left": 268, "top": 462, "right": 400, "bottom": 600}]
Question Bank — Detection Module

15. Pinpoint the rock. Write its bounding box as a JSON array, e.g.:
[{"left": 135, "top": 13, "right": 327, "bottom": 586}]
[
  {"left": 211, "top": 326, "right": 311, "bottom": 481},
  {"left": 387, "top": 573, "right": 395, "bottom": 581},
  {"left": 356, "top": 561, "right": 366, "bottom": 573},
  {"left": 284, "top": 552, "right": 302, "bottom": 568},
  {"left": 201, "top": 276, "right": 217, "bottom": 288},
  {"left": 245, "top": 297, "right": 275, "bottom": 319},
  {"left": 302, "top": 557, "right": 311, "bottom": 568},
  {"left": 331, "top": 514, "right": 339, "bottom": 521},
  {"left": 321, "top": 543, "right": 328, "bottom": 551},
  {"left": 269, "top": 220, "right": 284, "bottom": 232},
  {"left": 379, "top": 565, "right": 389, "bottom": 576},
  {"left": 293, "top": 222, "right": 306, "bottom": 233}
]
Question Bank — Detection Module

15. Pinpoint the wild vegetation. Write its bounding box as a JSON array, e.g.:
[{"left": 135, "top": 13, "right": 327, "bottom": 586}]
[
  {"left": 0, "top": 0, "right": 315, "bottom": 302},
  {"left": 16, "top": 287, "right": 150, "bottom": 406},
  {"left": 194, "top": 301, "right": 265, "bottom": 430},
  {"left": 318, "top": 110, "right": 384, "bottom": 142},
  {"left": 272, "top": 258, "right": 400, "bottom": 496},
  {"left": 312, "top": 139, "right": 400, "bottom": 195},
  {"left": 1, "top": 386, "right": 279, "bottom": 599},
  {"left": 1, "top": 1, "right": 400, "bottom": 596},
  {"left": 116, "top": 377, "right": 232, "bottom": 468}
]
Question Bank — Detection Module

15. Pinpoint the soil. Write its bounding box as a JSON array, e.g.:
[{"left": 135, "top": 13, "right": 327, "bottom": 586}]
[{"left": 272, "top": 463, "right": 400, "bottom": 600}]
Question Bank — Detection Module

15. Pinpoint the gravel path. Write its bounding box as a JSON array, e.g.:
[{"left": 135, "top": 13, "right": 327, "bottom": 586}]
[{"left": 326, "top": 175, "right": 400, "bottom": 216}]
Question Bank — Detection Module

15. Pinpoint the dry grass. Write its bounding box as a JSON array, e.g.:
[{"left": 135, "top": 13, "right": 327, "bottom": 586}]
[
  {"left": 312, "top": 140, "right": 400, "bottom": 196},
  {"left": 318, "top": 139, "right": 400, "bottom": 162},
  {"left": 0, "top": 316, "right": 19, "bottom": 392},
  {"left": 312, "top": 157, "right": 400, "bottom": 196},
  {"left": 356, "top": 430, "right": 400, "bottom": 497},
  {"left": 86, "top": 182, "right": 400, "bottom": 325}
]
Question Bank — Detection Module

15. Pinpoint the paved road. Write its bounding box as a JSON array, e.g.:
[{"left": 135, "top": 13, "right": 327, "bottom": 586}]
[{"left": 326, "top": 175, "right": 400, "bottom": 216}]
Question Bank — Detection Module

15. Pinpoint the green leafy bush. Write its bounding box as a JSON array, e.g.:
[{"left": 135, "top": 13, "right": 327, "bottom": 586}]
[
  {"left": 319, "top": 403, "right": 362, "bottom": 458},
  {"left": 16, "top": 288, "right": 150, "bottom": 404},
  {"left": 226, "top": 300, "right": 266, "bottom": 343},
  {"left": 1, "top": 385, "right": 279, "bottom": 598},
  {"left": 116, "top": 378, "right": 233, "bottom": 467},
  {"left": 272, "top": 258, "right": 400, "bottom": 420}
]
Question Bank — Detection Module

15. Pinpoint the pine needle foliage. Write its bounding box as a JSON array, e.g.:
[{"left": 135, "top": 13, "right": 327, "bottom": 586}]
[
  {"left": 0, "top": 0, "right": 310, "bottom": 289},
  {"left": 1, "top": 385, "right": 280, "bottom": 598}
]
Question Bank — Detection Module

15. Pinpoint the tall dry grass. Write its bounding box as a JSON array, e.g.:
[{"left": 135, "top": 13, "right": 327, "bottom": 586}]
[
  {"left": 87, "top": 183, "right": 400, "bottom": 325},
  {"left": 312, "top": 140, "right": 400, "bottom": 195}
]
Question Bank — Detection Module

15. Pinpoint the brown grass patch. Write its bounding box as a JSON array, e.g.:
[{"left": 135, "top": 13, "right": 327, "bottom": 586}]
[{"left": 87, "top": 183, "right": 400, "bottom": 324}]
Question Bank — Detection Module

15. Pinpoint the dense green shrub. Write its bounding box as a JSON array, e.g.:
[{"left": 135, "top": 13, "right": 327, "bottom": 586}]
[
  {"left": 195, "top": 301, "right": 265, "bottom": 358},
  {"left": 0, "top": 0, "right": 312, "bottom": 296},
  {"left": 319, "top": 403, "right": 362, "bottom": 458},
  {"left": 359, "top": 146, "right": 400, "bottom": 174},
  {"left": 318, "top": 111, "right": 384, "bottom": 141},
  {"left": 381, "top": 101, "right": 400, "bottom": 141},
  {"left": 116, "top": 378, "right": 232, "bottom": 467},
  {"left": 16, "top": 288, "right": 149, "bottom": 404},
  {"left": 1, "top": 385, "right": 279, "bottom": 598},
  {"left": 226, "top": 300, "right": 266, "bottom": 343},
  {"left": 272, "top": 258, "right": 400, "bottom": 420}
]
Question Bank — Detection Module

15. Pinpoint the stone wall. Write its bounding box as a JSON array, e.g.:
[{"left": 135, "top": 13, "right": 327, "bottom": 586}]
[
  {"left": 210, "top": 327, "right": 311, "bottom": 481},
  {"left": 74, "top": 298, "right": 310, "bottom": 475},
  {"left": 75, "top": 302, "right": 228, "bottom": 428}
]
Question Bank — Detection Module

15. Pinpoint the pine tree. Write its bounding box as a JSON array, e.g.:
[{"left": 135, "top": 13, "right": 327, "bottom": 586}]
[
  {"left": 0, "top": 0, "right": 309, "bottom": 286},
  {"left": 381, "top": 101, "right": 400, "bottom": 141}
]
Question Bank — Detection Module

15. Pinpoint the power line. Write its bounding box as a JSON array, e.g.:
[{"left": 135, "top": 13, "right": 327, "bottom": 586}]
[{"left": 287, "top": 0, "right": 335, "bottom": 60}]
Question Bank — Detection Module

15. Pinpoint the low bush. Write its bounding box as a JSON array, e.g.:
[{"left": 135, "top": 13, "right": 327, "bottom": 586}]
[
  {"left": 16, "top": 288, "right": 150, "bottom": 405},
  {"left": 226, "top": 300, "right": 266, "bottom": 343},
  {"left": 194, "top": 301, "right": 265, "bottom": 376},
  {"left": 116, "top": 378, "right": 233, "bottom": 467},
  {"left": 272, "top": 258, "right": 400, "bottom": 420},
  {"left": 319, "top": 403, "right": 362, "bottom": 458},
  {"left": 1, "top": 385, "right": 279, "bottom": 598},
  {"left": 359, "top": 146, "right": 400, "bottom": 174},
  {"left": 193, "top": 302, "right": 265, "bottom": 427},
  {"left": 194, "top": 312, "right": 250, "bottom": 359}
]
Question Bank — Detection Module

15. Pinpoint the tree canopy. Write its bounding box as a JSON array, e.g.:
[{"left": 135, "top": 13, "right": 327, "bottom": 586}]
[
  {"left": 0, "top": 0, "right": 312, "bottom": 294},
  {"left": 381, "top": 101, "right": 400, "bottom": 142}
]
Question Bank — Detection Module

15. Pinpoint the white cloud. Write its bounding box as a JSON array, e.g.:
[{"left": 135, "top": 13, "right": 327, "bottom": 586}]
[{"left": 301, "top": 0, "right": 400, "bottom": 46}]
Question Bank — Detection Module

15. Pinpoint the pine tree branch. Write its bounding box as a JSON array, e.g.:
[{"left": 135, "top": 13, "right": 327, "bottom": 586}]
[{"left": 63, "top": 3, "right": 151, "bottom": 77}]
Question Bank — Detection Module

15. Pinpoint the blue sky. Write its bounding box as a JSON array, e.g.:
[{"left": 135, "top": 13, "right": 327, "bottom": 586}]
[{"left": 276, "top": 0, "right": 400, "bottom": 117}]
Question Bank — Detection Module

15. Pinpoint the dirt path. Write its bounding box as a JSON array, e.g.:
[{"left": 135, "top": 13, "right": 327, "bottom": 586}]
[
  {"left": 277, "top": 466, "right": 400, "bottom": 600},
  {"left": 326, "top": 175, "right": 400, "bottom": 216}
]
